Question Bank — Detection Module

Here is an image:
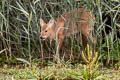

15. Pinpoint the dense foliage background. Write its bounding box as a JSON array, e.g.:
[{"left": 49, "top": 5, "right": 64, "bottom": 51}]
[{"left": 0, "top": 0, "right": 120, "bottom": 66}]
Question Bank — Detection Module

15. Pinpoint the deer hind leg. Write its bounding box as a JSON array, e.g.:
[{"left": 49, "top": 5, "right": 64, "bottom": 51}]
[
  {"left": 81, "top": 33, "right": 95, "bottom": 60},
  {"left": 81, "top": 34, "right": 87, "bottom": 49},
  {"left": 81, "top": 30, "right": 95, "bottom": 55},
  {"left": 81, "top": 34, "right": 94, "bottom": 49},
  {"left": 83, "top": 31, "right": 95, "bottom": 55}
]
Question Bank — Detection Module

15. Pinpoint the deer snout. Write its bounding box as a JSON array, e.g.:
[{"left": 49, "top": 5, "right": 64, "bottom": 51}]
[
  {"left": 40, "top": 35, "right": 46, "bottom": 40},
  {"left": 40, "top": 36, "right": 44, "bottom": 39}
]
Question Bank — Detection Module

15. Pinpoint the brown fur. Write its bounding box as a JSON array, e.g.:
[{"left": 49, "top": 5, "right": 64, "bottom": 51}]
[{"left": 40, "top": 8, "right": 95, "bottom": 49}]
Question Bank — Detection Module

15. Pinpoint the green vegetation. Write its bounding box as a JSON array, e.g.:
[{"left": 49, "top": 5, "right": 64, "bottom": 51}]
[
  {"left": 0, "top": 63, "right": 120, "bottom": 80},
  {"left": 0, "top": 0, "right": 120, "bottom": 79}
]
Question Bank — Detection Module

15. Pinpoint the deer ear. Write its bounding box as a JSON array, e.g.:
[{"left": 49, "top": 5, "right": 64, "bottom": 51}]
[
  {"left": 40, "top": 18, "right": 45, "bottom": 27},
  {"left": 48, "top": 19, "right": 55, "bottom": 27}
]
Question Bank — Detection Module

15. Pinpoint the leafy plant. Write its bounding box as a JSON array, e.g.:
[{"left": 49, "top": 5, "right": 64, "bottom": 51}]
[
  {"left": 80, "top": 44, "right": 103, "bottom": 80},
  {"left": 82, "top": 44, "right": 98, "bottom": 69}
]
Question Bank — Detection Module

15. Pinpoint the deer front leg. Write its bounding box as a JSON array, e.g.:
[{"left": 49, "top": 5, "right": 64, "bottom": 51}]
[
  {"left": 54, "top": 35, "right": 64, "bottom": 63},
  {"left": 58, "top": 39, "right": 63, "bottom": 48}
]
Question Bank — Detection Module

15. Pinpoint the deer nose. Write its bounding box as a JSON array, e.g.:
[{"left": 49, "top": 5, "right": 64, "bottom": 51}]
[{"left": 40, "top": 35, "right": 43, "bottom": 39}]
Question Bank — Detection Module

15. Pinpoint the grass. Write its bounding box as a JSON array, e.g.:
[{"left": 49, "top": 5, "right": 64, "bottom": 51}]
[{"left": 0, "top": 62, "right": 120, "bottom": 80}]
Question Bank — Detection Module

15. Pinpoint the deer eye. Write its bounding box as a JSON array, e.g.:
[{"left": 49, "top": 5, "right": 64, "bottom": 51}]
[{"left": 45, "top": 30, "right": 47, "bottom": 32}]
